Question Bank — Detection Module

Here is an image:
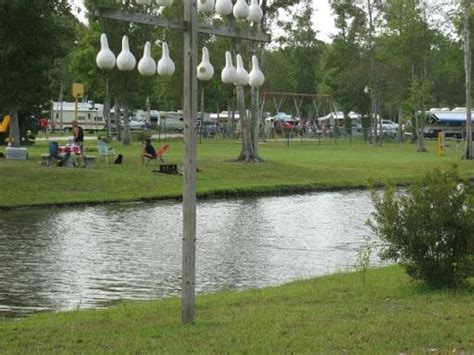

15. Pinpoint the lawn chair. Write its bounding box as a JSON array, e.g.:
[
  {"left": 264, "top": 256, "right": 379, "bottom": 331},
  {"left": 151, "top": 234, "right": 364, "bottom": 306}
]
[
  {"left": 156, "top": 144, "right": 169, "bottom": 162},
  {"left": 46, "top": 141, "right": 65, "bottom": 166},
  {"left": 145, "top": 144, "right": 170, "bottom": 165},
  {"left": 97, "top": 140, "right": 117, "bottom": 163}
]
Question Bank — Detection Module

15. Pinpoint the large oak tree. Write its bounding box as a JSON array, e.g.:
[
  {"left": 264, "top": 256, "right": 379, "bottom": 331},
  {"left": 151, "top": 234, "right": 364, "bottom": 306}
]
[{"left": 0, "top": 0, "right": 75, "bottom": 147}]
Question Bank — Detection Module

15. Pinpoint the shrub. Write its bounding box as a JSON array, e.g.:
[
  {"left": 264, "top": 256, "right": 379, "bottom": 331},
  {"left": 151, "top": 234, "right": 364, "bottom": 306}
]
[
  {"left": 368, "top": 166, "right": 474, "bottom": 288},
  {"left": 132, "top": 131, "right": 151, "bottom": 142}
]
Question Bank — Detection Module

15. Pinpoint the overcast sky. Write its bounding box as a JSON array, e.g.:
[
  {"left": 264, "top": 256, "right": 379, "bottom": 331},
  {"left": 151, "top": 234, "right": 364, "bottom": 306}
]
[{"left": 70, "top": 0, "right": 337, "bottom": 42}]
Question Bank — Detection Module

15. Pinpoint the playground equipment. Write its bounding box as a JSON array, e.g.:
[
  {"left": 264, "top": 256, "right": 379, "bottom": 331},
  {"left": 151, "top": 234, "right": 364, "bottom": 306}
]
[
  {"left": 0, "top": 115, "right": 11, "bottom": 145},
  {"left": 259, "top": 92, "right": 337, "bottom": 143}
]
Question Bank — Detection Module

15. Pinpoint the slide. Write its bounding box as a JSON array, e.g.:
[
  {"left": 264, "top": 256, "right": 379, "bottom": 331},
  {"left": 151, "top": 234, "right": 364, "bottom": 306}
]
[
  {"left": 0, "top": 115, "right": 10, "bottom": 145},
  {"left": 0, "top": 115, "right": 10, "bottom": 132}
]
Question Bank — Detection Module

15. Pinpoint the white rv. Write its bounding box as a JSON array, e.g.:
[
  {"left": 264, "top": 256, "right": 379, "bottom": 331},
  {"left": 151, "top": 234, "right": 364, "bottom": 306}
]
[
  {"left": 51, "top": 101, "right": 105, "bottom": 131},
  {"left": 160, "top": 111, "right": 184, "bottom": 132}
]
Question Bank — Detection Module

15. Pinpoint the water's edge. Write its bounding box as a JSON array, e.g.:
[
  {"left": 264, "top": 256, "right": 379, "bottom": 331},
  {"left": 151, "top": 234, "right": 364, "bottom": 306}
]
[{"left": 0, "top": 182, "right": 406, "bottom": 211}]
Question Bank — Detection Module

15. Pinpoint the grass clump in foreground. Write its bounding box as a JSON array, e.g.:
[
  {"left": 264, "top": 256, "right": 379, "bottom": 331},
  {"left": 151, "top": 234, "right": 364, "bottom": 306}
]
[
  {"left": 0, "top": 266, "right": 472, "bottom": 353},
  {"left": 2, "top": 138, "right": 474, "bottom": 208}
]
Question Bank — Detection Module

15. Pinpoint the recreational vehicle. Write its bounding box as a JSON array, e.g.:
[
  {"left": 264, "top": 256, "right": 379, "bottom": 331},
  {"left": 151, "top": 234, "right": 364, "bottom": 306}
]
[
  {"left": 424, "top": 109, "right": 472, "bottom": 138},
  {"left": 160, "top": 111, "right": 184, "bottom": 132},
  {"left": 51, "top": 101, "right": 105, "bottom": 131},
  {"left": 133, "top": 109, "right": 161, "bottom": 128}
]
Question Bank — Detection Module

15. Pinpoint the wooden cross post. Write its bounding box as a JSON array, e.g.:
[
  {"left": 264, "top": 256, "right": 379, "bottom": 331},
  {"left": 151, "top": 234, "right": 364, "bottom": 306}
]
[
  {"left": 182, "top": 0, "right": 198, "bottom": 324},
  {"left": 94, "top": 2, "right": 270, "bottom": 325}
]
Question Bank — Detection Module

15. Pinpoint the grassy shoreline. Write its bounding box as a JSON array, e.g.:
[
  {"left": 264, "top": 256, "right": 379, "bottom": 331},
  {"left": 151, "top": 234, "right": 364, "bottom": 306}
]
[
  {"left": 2, "top": 138, "right": 474, "bottom": 209},
  {"left": 1, "top": 266, "right": 472, "bottom": 353},
  {"left": 2, "top": 139, "right": 473, "bottom": 352}
]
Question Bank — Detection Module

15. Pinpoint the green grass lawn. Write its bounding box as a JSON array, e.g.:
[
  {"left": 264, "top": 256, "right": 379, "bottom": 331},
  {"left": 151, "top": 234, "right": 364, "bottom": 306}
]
[
  {"left": 1, "top": 136, "right": 474, "bottom": 208},
  {"left": 0, "top": 266, "right": 472, "bottom": 353},
  {"left": 1, "top": 138, "right": 473, "bottom": 353}
]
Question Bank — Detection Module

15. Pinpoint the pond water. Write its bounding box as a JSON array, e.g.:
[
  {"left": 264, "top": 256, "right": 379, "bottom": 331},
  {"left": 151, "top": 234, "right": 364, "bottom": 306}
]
[{"left": 0, "top": 191, "right": 384, "bottom": 318}]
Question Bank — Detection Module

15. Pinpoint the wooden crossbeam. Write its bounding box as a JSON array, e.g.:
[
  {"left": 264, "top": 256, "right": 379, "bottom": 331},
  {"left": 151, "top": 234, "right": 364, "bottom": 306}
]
[{"left": 94, "top": 7, "right": 271, "bottom": 43}]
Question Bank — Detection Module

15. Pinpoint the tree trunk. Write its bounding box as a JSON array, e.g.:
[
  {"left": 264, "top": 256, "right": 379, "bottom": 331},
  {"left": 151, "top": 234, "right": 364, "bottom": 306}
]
[
  {"left": 114, "top": 99, "right": 122, "bottom": 141},
  {"left": 122, "top": 102, "right": 131, "bottom": 145},
  {"left": 234, "top": 39, "right": 263, "bottom": 162},
  {"left": 104, "top": 77, "right": 112, "bottom": 140},
  {"left": 376, "top": 95, "right": 383, "bottom": 146},
  {"left": 417, "top": 109, "right": 427, "bottom": 152},
  {"left": 9, "top": 105, "right": 20, "bottom": 147},
  {"left": 398, "top": 108, "right": 403, "bottom": 143},
  {"left": 371, "top": 91, "right": 377, "bottom": 145},
  {"left": 463, "top": 0, "right": 472, "bottom": 159}
]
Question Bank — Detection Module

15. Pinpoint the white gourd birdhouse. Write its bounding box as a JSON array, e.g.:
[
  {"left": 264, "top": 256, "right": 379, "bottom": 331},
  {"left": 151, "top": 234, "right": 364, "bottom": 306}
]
[
  {"left": 157, "top": 42, "right": 175, "bottom": 76},
  {"left": 248, "top": 55, "right": 264, "bottom": 87},
  {"left": 247, "top": 0, "right": 263, "bottom": 23},
  {"left": 135, "top": 0, "right": 151, "bottom": 5},
  {"left": 96, "top": 33, "right": 116, "bottom": 70},
  {"left": 156, "top": 0, "right": 173, "bottom": 6},
  {"left": 198, "top": 0, "right": 215, "bottom": 13},
  {"left": 215, "top": 0, "right": 232, "bottom": 16},
  {"left": 138, "top": 41, "right": 156, "bottom": 76},
  {"left": 234, "top": 54, "right": 249, "bottom": 86},
  {"left": 233, "top": 0, "right": 249, "bottom": 19},
  {"left": 116, "top": 35, "right": 136, "bottom": 71},
  {"left": 197, "top": 47, "right": 214, "bottom": 81},
  {"left": 221, "top": 51, "right": 237, "bottom": 84}
]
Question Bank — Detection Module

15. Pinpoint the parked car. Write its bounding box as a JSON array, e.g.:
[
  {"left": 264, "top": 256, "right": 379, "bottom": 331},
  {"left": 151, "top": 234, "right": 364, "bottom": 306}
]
[
  {"left": 378, "top": 119, "right": 398, "bottom": 137},
  {"left": 128, "top": 117, "right": 147, "bottom": 130}
]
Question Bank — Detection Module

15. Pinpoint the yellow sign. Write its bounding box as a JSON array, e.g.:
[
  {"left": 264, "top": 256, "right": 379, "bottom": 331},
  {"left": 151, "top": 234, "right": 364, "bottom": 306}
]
[{"left": 72, "top": 83, "right": 84, "bottom": 98}]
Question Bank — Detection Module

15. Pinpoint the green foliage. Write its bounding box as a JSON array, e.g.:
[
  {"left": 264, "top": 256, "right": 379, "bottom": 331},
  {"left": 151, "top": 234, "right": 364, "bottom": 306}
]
[
  {"left": 131, "top": 130, "right": 151, "bottom": 142},
  {"left": 0, "top": 0, "right": 75, "bottom": 110},
  {"left": 356, "top": 234, "right": 376, "bottom": 287},
  {"left": 368, "top": 167, "right": 474, "bottom": 288}
]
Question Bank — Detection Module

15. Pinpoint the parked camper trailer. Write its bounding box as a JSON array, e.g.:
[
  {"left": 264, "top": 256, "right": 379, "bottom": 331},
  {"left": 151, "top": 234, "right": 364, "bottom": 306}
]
[
  {"left": 51, "top": 101, "right": 105, "bottom": 131},
  {"left": 134, "top": 109, "right": 161, "bottom": 128},
  {"left": 424, "top": 109, "right": 472, "bottom": 138},
  {"left": 160, "top": 111, "right": 184, "bottom": 132}
]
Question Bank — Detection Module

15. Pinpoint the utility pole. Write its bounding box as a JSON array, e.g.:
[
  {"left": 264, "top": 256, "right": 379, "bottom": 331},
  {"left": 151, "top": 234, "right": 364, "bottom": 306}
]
[{"left": 94, "top": 2, "right": 270, "bottom": 325}]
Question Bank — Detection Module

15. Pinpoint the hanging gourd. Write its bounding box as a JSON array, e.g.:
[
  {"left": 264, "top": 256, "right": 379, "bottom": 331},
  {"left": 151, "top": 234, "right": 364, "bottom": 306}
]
[
  {"left": 247, "top": 0, "right": 263, "bottom": 23},
  {"left": 198, "top": 0, "right": 215, "bottom": 13},
  {"left": 157, "top": 42, "right": 175, "bottom": 76},
  {"left": 156, "top": 0, "right": 173, "bottom": 6},
  {"left": 138, "top": 41, "right": 156, "bottom": 76},
  {"left": 233, "top": 0, "right": 249, "bottom": 19},
  {"left": 96, "top": 33, "right": 116, "bottom": 70},
  {"left": 135, "top": 0, "right": 151, "bottom": 5},
  {"left": 234, "top": 54, "right": 249, "bottom": 86},
  {"left": 215, "top": 0, "right": 232, "bottom": 16},
  {"left": 117, "top": 35, "right": 136, "bottom": 71},
  {"left": 197, "top": 47, "right": 214, "bottom": 81},
  {"left": 248, "top": 55, "right": 264, "bottom": 87},
  {"left": 221, "top": 51, "right": 237, "bottom": 84}
]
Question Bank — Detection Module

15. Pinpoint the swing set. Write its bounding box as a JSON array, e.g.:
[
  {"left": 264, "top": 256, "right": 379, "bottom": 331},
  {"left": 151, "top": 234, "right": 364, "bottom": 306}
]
[{"left": 259, "top": 92, "right": 337, "bottom": 139}]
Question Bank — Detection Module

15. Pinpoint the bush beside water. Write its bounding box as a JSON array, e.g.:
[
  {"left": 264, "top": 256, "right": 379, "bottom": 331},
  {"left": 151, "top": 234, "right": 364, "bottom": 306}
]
[{"left": 368, "top": 166, "right": 474, "bottom": 288}]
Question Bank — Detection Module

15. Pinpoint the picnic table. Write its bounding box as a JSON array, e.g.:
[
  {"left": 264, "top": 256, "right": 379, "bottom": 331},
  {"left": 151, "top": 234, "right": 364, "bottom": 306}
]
[
  {"left": 57, "top": 144, "right": 81, "bottom": 167},
  {"left": 58, "top": 144, "right": 81, "bottom": 155}
]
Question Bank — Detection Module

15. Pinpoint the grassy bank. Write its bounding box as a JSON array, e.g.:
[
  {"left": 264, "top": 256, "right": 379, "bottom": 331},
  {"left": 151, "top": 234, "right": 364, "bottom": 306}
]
[
  {"left": 0, "top": 266, "right": 472, "bottom": 353},
  {"left": 1, "top": 137, "right": 474, "bottom": 208}
]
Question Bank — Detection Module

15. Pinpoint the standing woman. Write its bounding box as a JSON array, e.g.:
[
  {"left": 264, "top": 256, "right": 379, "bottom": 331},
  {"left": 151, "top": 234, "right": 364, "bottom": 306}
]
[{"left": 72, "top": 120, "right": 85, "bottom": 166}]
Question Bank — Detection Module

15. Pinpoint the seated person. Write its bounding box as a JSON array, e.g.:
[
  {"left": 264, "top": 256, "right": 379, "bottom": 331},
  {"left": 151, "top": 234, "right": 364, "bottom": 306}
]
[{"left": 140, "top": 138, "right": 157, "bottom": 165}]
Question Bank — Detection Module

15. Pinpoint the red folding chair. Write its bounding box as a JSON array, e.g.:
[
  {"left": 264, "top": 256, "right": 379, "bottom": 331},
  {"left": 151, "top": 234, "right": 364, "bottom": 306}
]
[{"left": 156, "top": 144, "right": 170, "bottom": 163}]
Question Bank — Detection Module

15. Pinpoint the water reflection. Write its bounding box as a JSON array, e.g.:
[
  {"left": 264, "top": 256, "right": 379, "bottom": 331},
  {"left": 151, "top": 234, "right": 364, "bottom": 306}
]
[{"left": 0, "top": 191, "right": 383, "bottom": 318}]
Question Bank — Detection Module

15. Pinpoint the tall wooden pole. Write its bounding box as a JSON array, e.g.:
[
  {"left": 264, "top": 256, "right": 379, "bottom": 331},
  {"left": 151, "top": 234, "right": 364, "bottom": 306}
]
[
  {"left": 94, "top": 2, "right": 269, "bottom": 326},
  {"left": 464, "top": 0, "right": 472, "bottom": 159},
  {"left": 182, "top": 0, "right": 198, "bottom": 325}
]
